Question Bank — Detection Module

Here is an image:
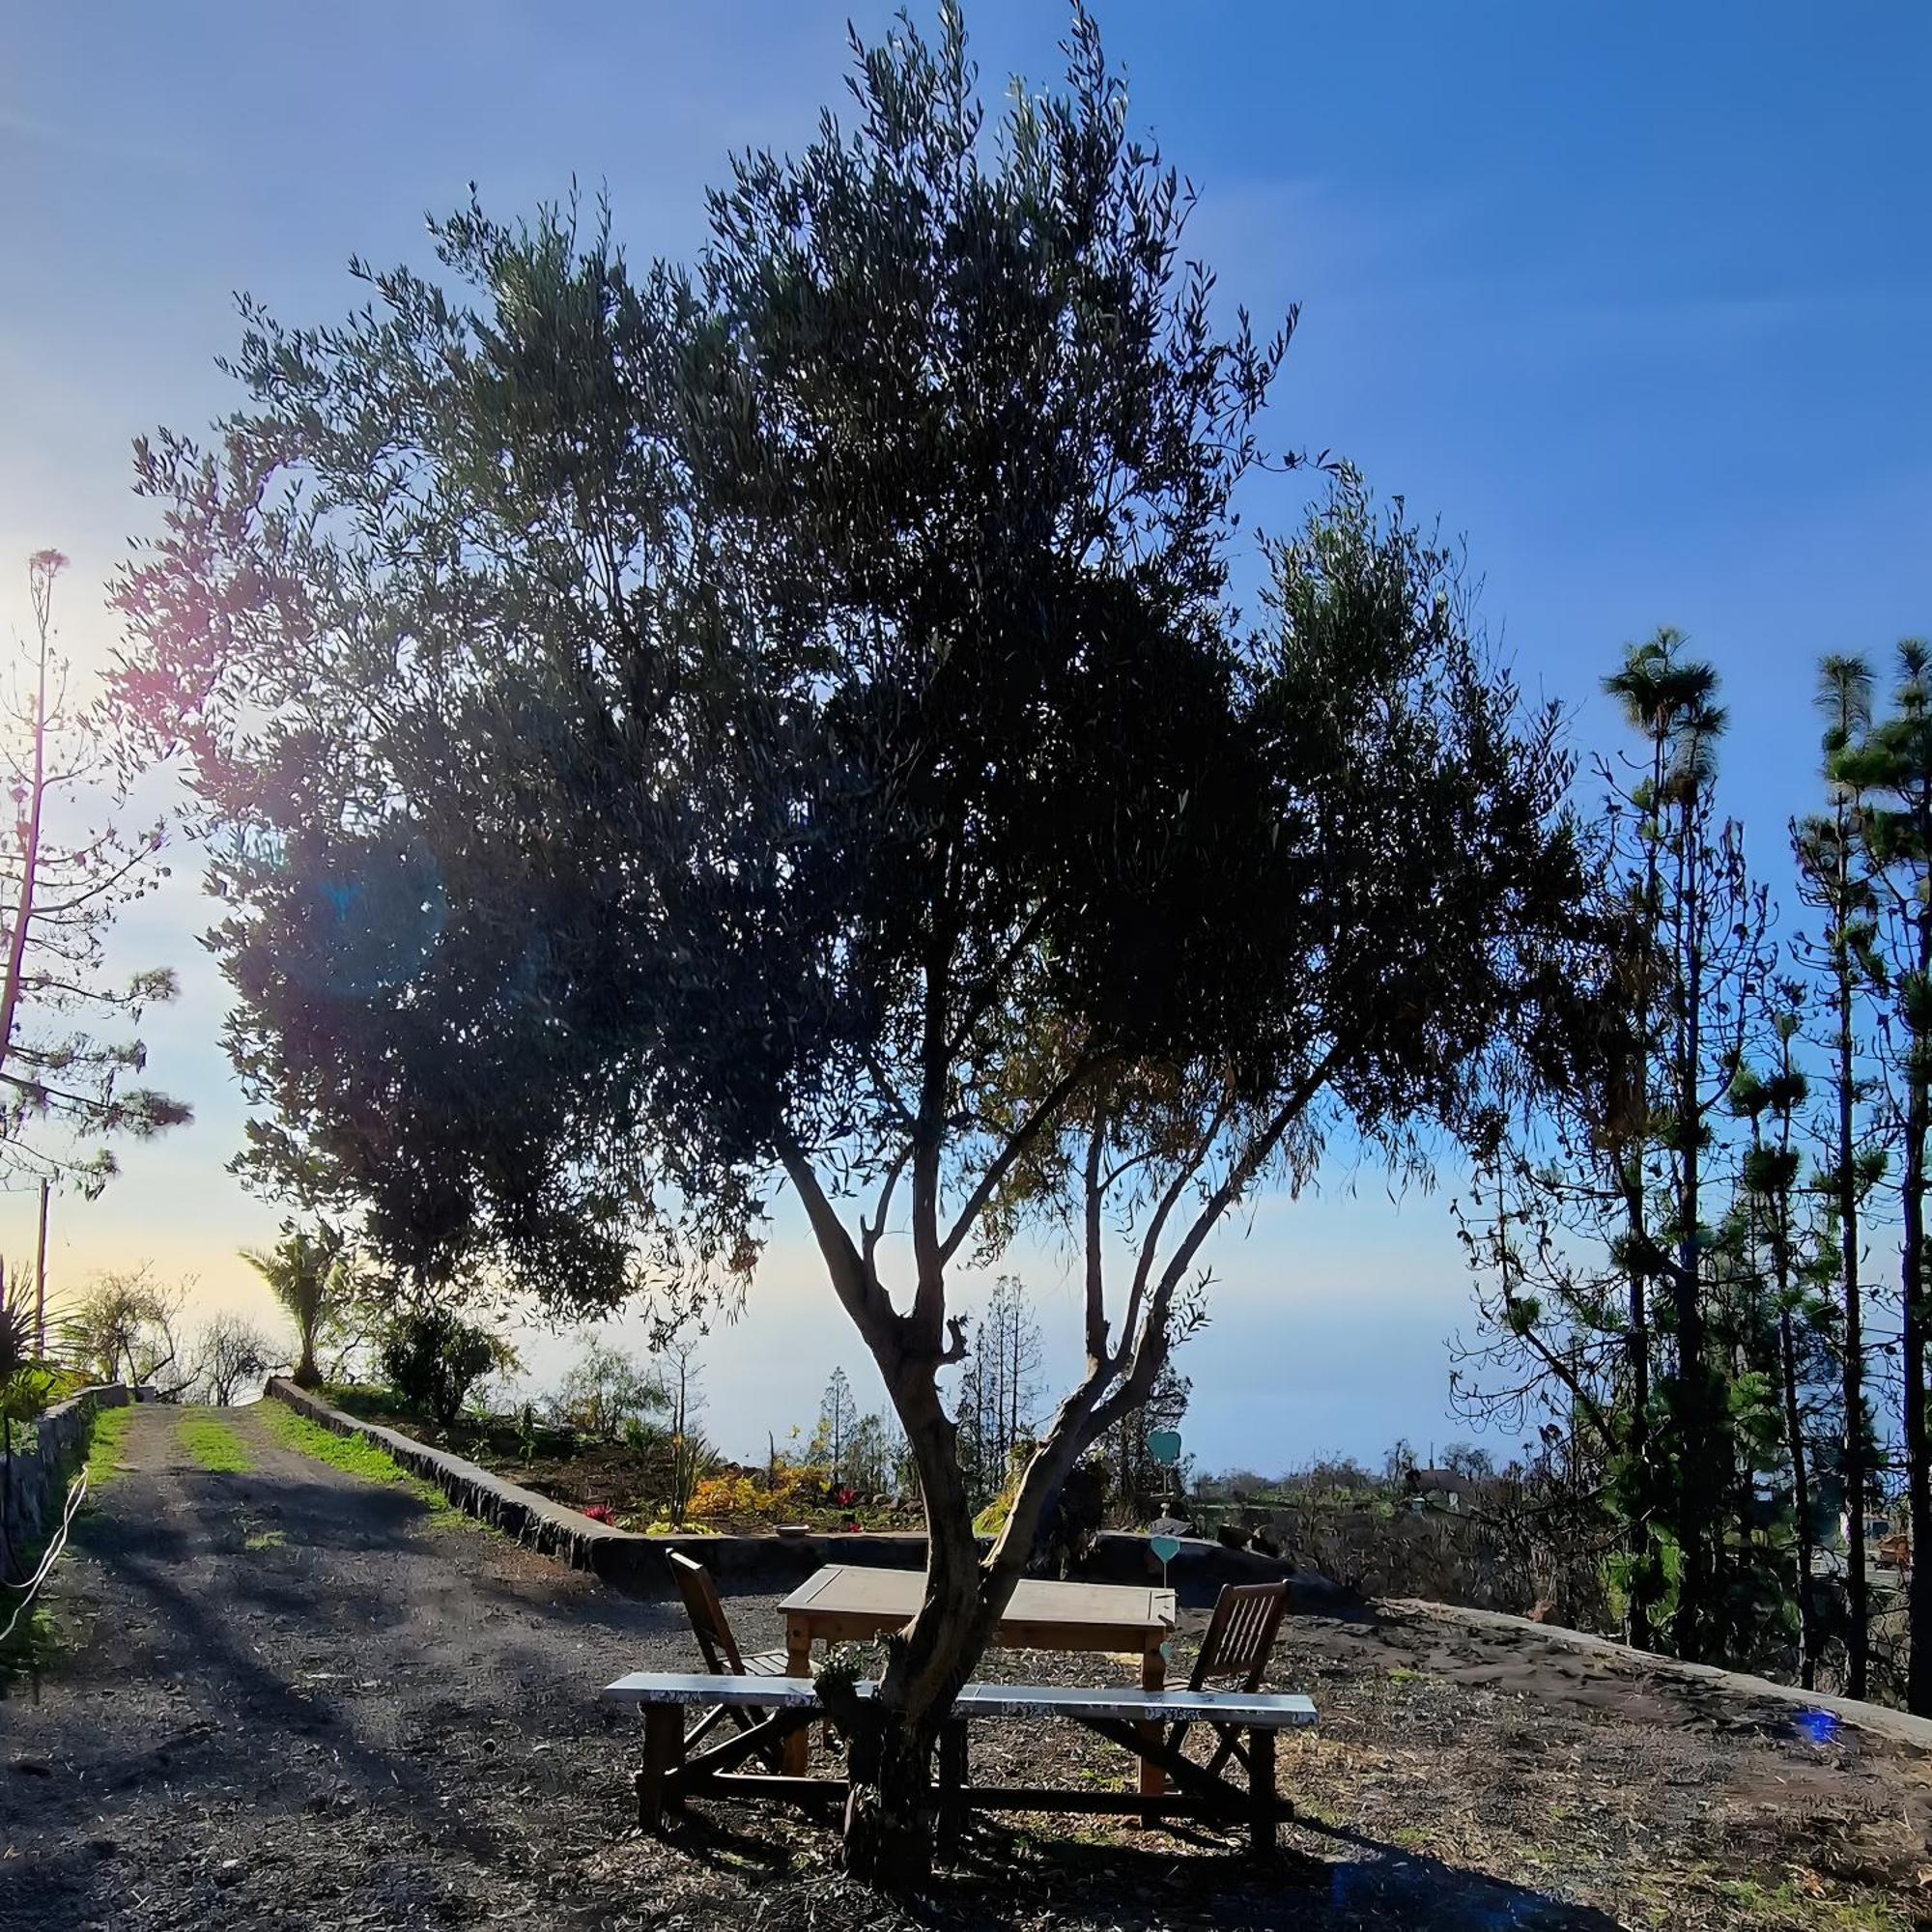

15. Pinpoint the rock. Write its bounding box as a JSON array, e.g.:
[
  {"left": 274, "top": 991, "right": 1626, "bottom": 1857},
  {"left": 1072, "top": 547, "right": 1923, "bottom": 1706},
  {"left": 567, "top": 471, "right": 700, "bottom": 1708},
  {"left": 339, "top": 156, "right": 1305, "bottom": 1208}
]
[{"left": 9, "top": 1757, "right": 53, "bottom": 1776}]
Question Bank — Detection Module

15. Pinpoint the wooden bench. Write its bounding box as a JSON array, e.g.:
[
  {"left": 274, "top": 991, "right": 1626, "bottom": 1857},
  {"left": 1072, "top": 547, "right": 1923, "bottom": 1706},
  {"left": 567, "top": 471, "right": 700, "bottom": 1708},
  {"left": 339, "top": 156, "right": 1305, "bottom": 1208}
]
[{"left": 602, "top": 1672, "right": 1318, "bottom": 1854}]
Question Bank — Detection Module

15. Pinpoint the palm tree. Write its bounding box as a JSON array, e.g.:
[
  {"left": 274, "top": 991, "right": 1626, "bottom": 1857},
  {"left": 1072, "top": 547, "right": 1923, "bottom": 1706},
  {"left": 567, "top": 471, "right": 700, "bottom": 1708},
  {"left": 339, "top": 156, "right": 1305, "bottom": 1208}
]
[{"left": 241, "top": 1223, "right": 351, "bottom": 1390}]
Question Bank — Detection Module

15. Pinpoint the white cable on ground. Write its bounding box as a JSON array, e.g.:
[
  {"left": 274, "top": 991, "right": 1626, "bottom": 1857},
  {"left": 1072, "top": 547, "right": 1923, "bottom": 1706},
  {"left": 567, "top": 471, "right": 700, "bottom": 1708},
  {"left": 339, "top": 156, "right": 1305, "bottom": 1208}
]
[{"left": 0, "top": 1467, "right": 88, "bottom": 1649}]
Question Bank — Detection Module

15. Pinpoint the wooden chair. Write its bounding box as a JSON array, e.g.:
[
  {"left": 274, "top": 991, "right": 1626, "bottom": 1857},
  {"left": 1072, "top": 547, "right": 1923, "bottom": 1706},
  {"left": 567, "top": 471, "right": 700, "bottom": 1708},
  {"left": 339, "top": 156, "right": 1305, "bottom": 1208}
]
[
  {"left": 668, "top": 1552, "right": 789, "bottom": 1763},
  {"left": 1168, "top": 1579, "right": 1292, "bottom": 1778}
]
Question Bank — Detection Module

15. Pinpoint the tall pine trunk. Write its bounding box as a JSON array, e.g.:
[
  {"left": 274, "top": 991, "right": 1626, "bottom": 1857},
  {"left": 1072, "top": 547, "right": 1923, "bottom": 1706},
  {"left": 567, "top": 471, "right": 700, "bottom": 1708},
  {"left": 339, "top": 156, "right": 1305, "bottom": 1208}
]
[
  {"left": 1621, "top": 1159, "right": 1655, "bottom": 1653},
  {"left": 1905, "top": 1057, "right": 1931, "bottom": 1713},
  {"left": 1904, "top": 779, "right": 1932, "bottom": 1715},
  {"left": 1672, "top": 795, "right": 1718, "bottom": 1662},
  {"left": 1776, "top": 1307, "right": 1820, "bottom": 1690},
  {"left": 1833, "top": 887, "right": 1870, "bottom": 1698}
]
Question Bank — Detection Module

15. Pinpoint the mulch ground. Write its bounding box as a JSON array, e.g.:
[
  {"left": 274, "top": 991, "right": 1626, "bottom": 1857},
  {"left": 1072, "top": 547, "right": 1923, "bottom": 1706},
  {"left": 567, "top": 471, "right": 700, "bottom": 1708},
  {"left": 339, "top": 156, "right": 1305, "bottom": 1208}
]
[{"left": 1, "top": 1403, "right": 1927, "bottom": 1931}]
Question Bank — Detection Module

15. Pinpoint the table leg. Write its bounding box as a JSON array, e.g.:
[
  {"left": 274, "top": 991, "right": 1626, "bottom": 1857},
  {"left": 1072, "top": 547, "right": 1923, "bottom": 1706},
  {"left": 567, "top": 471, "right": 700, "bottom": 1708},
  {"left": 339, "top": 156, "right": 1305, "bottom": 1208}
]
[
  {"left": 1248, "top": 1725, "right": 1276, "bottom": 1857},
  {"left": 1139, "top": 1642, "right": 1165, "bottom": 1824},
  {"left": 783, "top": 1617, "right": 811, "bottom": 1776}
]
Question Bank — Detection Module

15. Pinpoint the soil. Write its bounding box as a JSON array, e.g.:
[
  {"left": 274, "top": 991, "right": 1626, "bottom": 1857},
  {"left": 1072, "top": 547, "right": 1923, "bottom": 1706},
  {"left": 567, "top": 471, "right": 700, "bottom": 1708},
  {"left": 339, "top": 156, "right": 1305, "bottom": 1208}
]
[{"left": 2, "top": 1403, "right": 1928, "bottom": 1930}]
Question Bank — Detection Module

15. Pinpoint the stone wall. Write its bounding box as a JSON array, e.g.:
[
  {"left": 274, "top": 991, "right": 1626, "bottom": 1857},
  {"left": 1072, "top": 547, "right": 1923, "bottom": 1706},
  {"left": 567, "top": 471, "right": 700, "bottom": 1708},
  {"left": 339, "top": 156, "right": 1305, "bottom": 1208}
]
[
  {"left": 1, "top": 1383, "right": 129, "bottom": 1560},
  {"left": 265, "top": 1379, "right": 1348, "bottom": 1609}
]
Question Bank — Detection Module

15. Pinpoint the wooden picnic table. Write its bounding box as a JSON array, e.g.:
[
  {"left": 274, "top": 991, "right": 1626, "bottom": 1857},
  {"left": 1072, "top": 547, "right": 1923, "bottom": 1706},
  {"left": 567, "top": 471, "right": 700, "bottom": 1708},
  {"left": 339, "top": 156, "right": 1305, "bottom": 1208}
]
[
  {"left": 603, "top": 1670, "right": 1319, "bottom": 1853},
  {"left": 777, "top": 1563, "right": 1177, "bottom": 1804}
]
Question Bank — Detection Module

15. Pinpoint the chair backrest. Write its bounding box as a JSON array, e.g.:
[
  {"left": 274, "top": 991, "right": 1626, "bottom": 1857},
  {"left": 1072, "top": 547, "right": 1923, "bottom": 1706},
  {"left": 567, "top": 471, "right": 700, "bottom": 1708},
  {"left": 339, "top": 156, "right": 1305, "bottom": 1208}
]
[
  {"left": 1187, "top": 1579, "right": 1291, "bottom": 1694},
  {"left": 669, "top": 1551, "right": 748, "bottom": 1676}
]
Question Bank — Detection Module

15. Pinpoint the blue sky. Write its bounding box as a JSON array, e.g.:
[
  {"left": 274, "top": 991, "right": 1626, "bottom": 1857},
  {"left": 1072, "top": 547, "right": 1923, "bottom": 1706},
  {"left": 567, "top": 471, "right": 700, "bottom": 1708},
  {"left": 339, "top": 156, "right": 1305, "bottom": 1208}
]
[{"left": 1, "top": 2, "right": 1926, "bottom": 1471}]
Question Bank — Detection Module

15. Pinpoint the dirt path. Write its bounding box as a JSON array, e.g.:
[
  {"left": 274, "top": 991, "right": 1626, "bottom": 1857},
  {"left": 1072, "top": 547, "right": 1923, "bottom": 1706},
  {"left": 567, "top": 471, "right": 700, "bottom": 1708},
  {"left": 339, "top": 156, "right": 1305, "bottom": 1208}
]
[
  {"left": 2, "top": 1404, "right": 1928, "bottom": 1931},
  {"left": 0, "top": 1402, "right": 700, "bottom": 1931}
]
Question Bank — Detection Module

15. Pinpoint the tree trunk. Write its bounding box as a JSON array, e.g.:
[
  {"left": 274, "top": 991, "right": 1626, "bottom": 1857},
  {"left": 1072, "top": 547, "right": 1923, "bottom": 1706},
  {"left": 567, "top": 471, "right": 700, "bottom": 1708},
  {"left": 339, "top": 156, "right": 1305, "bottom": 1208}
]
[
  {"left": 0, "top": 620, "right": 48, "bottom": 1081},
  {"left": 1623, "top": 1182, "right": 1655, "bottom": 1654},
  {"left": 835, "top": 1693, "right": 942, "bottom": 1883},
  {"left": 1672, "top": 805, "right": 1717, "bottom": 1664},
  {"left": 1833, "top": 883, "right": 1869, "bottom": 1698},
  {"left": 1906, "top": 793, "right": 1932, "bottom": 1718},
  {"left": 838, "top": 1375, "right": 990, "bottom": 1884},
  {"left": 1777, "top": 1309, "right": 1820, "bottom": 1690},
  {"left": 1905, "top": 1110, "right": 1931, "bottom": 1714}
]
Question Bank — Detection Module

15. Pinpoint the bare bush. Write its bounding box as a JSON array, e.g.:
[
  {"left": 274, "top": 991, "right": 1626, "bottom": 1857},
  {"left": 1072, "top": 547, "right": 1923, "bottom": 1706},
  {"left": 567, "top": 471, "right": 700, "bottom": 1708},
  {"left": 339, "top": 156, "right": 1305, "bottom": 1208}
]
[
  {"left": 70, "top": 1265, "right": 193, "bottom": 1397},
  {"left": 191, "top": 1314, "right": 277, "bottom": 1406}
]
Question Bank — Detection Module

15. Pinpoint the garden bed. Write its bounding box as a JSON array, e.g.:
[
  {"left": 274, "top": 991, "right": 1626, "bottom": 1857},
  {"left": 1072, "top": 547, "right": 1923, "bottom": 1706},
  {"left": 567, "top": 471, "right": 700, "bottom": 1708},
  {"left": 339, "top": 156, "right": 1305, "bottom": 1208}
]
[
  {"left": 275, "top": 1382, "right": 1344, "bottom": 1609},
  {"left": 321, "top": 1382, "right": 925, "bottom": 1534}
]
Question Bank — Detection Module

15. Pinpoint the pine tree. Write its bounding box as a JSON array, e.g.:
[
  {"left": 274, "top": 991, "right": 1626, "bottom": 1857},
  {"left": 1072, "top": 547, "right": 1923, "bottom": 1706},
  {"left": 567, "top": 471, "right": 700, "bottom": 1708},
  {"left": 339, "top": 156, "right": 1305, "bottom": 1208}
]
[
  {"left": 952, "top": 1276, "right": 1043, "bottom": 1509},
  {"left": 1603, "top": 631, "right": 1775, "bottom": 1662},
  {"left": 1725, "top": 1001, "right": 1837, "bottom": 1685},
  {"left": 1, "top": 551, "right": 187, "bottom": 1193},
  {"left": 1793, "top": 652, "right": 1886, "bottom": 1696},
  {"left": 1838, "top": 639, "right": 1932, "bottom": 1712},
  {"left": 813, "top": 1367, "right": 861, "bottom": 1491}
]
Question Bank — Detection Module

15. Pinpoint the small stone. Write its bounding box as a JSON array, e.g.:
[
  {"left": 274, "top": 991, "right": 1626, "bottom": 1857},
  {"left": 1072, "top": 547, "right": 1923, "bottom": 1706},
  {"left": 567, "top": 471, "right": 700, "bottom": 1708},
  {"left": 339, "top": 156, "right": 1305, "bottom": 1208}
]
[{"left": 215, "top": 1859, "right": 243, "bottom": 1887}]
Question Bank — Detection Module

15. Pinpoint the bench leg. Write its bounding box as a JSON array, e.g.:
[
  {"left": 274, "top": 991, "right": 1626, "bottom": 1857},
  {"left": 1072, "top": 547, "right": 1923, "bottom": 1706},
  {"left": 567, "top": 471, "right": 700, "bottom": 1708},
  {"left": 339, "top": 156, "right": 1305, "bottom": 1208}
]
[
  {"left": 636, "top": 1705, "right": 684, "bottom": 1832},
  {"left": 1248, "top": 1726, "right": 1275, "bottom": 1857},
  {"left": 937, "top": 1719, "right": 968, "bottom": 1861}
]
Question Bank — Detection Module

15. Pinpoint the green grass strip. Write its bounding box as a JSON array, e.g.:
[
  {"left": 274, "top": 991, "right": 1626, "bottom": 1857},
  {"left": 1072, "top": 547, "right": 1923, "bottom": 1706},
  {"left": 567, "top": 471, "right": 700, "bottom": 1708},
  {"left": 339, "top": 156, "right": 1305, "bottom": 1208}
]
[
  {"left": 179, "top": 1411, "right": 254, "bottom": 1473},
  {"left": 258, "top": 1400, "right": 451, "bottom": 1514},
  {"left": 82, "top": 1403, "right": 137, "bottom": 1492}
]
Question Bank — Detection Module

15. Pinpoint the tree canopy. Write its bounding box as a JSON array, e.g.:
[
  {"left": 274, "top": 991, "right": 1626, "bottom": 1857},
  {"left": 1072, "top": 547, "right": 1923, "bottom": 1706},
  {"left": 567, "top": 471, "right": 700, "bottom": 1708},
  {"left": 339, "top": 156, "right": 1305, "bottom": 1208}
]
[{"left": 113, "top": 1, "right": 1589, "bottom": 1867}]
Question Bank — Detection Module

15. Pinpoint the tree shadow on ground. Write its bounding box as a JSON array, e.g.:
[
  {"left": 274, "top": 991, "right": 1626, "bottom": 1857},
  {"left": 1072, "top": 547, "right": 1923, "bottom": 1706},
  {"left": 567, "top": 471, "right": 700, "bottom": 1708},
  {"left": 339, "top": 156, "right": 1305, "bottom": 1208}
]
[{"left": 650, "top": 1801, "right": 1623, "bottom": 1931}]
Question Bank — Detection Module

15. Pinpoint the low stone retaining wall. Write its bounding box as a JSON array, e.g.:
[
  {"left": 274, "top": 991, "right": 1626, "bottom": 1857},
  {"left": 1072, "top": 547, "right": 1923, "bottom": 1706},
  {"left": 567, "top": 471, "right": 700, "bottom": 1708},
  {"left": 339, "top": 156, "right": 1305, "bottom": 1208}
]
[
  {"left": 2, "top": 1383, "right": 128, "bottom": 1560},
  {"left": 265, "top": 1378, "right": 1347, "bottom": 1609}
]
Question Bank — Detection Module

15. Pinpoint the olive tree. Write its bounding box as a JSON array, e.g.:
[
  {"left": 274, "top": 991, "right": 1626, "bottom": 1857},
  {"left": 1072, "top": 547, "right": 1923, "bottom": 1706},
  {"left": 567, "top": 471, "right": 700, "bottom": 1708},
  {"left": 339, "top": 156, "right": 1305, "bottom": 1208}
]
[{"left": 113, "top": 4, "right": 1585, "bottom": 1873}]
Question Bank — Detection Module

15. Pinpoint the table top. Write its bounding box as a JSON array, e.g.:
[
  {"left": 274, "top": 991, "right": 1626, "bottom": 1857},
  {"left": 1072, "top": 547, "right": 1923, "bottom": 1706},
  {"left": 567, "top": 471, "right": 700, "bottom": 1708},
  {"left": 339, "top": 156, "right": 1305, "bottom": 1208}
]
[{"left": 779, "top": 1564, "right": 1176, "bottom": 1641}]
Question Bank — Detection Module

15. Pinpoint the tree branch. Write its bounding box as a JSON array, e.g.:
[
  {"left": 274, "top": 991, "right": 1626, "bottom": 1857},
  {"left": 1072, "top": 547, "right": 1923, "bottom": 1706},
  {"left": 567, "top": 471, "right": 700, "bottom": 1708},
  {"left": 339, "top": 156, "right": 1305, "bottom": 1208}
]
[
  {"left": 936, "top": 1054, "right": 1103, "bottom": 1269},
  {"left": 776, "top": 1131, "right": 903, "bottom": 1363},
  {"left": 1083, "top": 1106, "right": 1109, "bottom": 1365}
]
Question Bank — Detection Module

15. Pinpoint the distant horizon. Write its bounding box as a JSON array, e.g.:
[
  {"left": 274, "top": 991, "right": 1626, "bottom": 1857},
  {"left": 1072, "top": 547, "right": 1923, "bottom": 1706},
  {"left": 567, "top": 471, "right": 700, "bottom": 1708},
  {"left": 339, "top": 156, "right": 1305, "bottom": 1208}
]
[{"left": 4, "top": 0, "right": 1925, "bottom": 1475}]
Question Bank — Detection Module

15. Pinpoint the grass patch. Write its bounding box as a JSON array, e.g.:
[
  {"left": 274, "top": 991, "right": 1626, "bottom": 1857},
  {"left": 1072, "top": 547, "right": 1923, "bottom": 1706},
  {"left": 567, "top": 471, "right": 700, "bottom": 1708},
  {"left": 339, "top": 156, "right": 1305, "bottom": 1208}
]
[
  {"left": 322, "top": 1382, "right": 418, "bottom": 1427},
  {"left": 82, "top": 1403, "right": 137, "bottom": 1493},
  {"left": 258, "top": 1400, "right": 451, "bottom": 1514},
  {"left": 0, "top": 1594, "right": 62, "bottom": 1690},
  {"left": 242, "top": 1527, "right": 285, "bottom": 1551},
  {"left": 2, "top": 1403, "right": 125, "bottom": 1687},
  {"left": 179, "top": 1411, "right": 254, "bottom": 1473},
  {"left": 1697, "top": 1878, "right": 1905, "bottom": 1931}
]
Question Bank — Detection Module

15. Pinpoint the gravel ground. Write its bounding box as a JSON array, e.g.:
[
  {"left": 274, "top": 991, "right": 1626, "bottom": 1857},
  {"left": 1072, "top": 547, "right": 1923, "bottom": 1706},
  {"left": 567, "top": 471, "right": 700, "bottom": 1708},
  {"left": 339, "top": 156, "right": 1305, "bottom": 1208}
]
[{"left": 1, "top": 1403, "right": 1927, "bottom": 1931}]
